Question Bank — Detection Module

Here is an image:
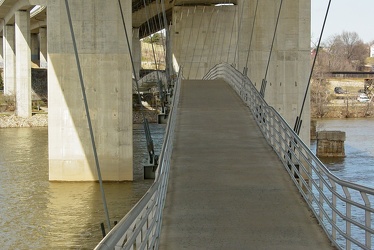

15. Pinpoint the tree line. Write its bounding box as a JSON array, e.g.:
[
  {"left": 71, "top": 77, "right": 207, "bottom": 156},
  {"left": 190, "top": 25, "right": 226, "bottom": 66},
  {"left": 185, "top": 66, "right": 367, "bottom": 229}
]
[{"left": 314, "top": 31, "right": 372, "bottom": 75}]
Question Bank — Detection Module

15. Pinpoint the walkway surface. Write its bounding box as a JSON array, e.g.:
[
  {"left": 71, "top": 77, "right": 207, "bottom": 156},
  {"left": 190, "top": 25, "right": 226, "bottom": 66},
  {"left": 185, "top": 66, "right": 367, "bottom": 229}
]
[{"left": 159, "top": 80, "right": 334, "bottom": 250}]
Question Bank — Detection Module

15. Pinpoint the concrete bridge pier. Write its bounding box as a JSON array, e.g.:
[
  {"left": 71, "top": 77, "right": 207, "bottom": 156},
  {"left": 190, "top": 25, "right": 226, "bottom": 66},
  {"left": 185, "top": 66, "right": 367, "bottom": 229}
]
[
  {"left": 15, "top": 10, "right": 32, "bottom": 118},
  {"left": 132, "top": 28, "right": 141, "bottom": 79},
  {"left": 0, "top": 36, "right": 3, "bottom": 68},
  {"left": 3, "top": 24, "right": 16, "bottom": 96},
  {"left": 48, "top": 0, "right": 133, "bottom": 181},
  {"left": 238, "top": 0, "right": 311, "bottom": 143},
  {"left": 31, "top": 33, "right": 38, "bottom": 63},
  {"left": 39, "top": 27, "right": 47, "bottom": 68},
  {"left": 30, "top": 27, "right": 47, "bottom": 68}
]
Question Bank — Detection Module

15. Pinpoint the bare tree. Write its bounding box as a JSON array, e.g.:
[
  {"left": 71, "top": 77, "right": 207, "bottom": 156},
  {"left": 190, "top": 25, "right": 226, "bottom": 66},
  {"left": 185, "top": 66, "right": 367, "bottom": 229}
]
[
  {"left": 310, "top": 78, "right": 330, "bottom": 117},
  {"left": 312, "top": 31, "right": 369, "bottom": 73},
  {"left": 324, "top": 31, "right": 368, "bottom": 71}
]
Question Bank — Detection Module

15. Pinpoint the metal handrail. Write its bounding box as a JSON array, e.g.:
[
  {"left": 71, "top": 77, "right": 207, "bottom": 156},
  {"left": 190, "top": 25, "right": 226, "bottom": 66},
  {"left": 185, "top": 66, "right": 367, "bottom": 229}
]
[
  {"left": 203, "top": 63, "right": 374, "bottom": 250},
  {"left": 94, "top": 68, "right": 182, "bottom": 250}
]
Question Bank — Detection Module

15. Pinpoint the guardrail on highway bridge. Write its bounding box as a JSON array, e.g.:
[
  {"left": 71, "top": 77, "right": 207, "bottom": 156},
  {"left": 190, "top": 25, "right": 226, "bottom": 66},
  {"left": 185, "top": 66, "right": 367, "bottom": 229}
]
[{"left": 204, "top": 63, "right": 374, "bottom": 250}]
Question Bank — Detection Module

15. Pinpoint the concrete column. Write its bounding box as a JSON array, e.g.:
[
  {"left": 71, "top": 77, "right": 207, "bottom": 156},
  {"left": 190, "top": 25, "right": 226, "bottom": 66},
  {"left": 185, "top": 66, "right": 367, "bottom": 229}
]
[
  {"left": 15, "top": 10, "right": 32, "bottom": 118},
  {"left": 132, "top": 28, "right": 141, "bottom": 79},
  {"left": 39, "top": 27, "right": 47, "bottom": 68},
  {"left": 239, "top": 0, "right": 311, "bottom": 143},
  {"left": 48, "top": 0, "right": 133, "bottom": 181},
  {"left": 3, "top": 25, "right": 16, "bottom": 95},
  {"left": 0, "top": 36, "right": 3, "bottom": 68},
  {"left": 31, "top": 33, "right": 39, "bottom": 64}
]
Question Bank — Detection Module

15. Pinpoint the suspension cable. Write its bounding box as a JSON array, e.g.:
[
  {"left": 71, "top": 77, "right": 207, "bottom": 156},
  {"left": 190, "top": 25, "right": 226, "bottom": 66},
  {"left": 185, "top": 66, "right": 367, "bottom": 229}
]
[
  {"left": 218, "top": 3, "right": 228, "bottom": 62},
  {"left": 294, "top": 0, "right": 332, "bottom": 135},
  {"left": 152, "top": 0, "right": 166, "bottom": 69},
  {"left": 188, "top": 7, "right": 205, "bottom": 77},
  {"left": 195, "top": 8, "right": 215, "bottom": 79},
  {"left": 143, "top": 0, "right": 161, "bottom": 82},
  {"left": 208, "top": 9, "right": 220, "bottom": 65},
  {"left": 260, "top": 0, "right": 283, "bottom": 98},
  {"left": 233, "top": 3, "right": 245, "bottom": 66},
  {"left": 118, "top": 0, "right": 144, "bottom": 118},
  {"left": 155, "top": 0, "right": 167, "bottom": 68},
  {"left": 161, "top": 0, "right": 173, "bottom": 85},
  {"left": 244, "top": 0, "right": 259, "bottom": 75},
  {"left": 227, "top": 5, "right": 237, "bottom": 63},
  {"left": 64, "top": 0, "right": 111, "bottom": 231}
]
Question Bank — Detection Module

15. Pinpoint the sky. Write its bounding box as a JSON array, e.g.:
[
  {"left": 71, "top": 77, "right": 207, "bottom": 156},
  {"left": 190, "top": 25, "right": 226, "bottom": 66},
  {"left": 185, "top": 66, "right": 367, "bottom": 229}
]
[{"left": 312, "top": 0, "right": 374, "bottom": 44}]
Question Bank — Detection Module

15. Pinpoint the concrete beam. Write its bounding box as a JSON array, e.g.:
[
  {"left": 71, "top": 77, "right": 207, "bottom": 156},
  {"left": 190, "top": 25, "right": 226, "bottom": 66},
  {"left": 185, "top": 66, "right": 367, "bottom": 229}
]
[
  {"left": 48, "top": 0, "right": 133, "bottom": 181},
  {"left": 15, "top": 10, "right": 31, "bottom": 117}
]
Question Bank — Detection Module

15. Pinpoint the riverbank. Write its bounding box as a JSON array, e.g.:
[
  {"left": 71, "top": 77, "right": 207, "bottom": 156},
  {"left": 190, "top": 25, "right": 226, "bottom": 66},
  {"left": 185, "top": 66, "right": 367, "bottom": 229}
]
[
  {"left": 0, "top": 114, "right": 48, "bottom": 128},
  {"left": 311, "top": 77, "right": 374, "bottom": 119},
  {"left": 0, "top": 110, "right": 158, "bottom": 128},
  {"left": 311, "top": 102, "right": 374, "bottom": 119}
]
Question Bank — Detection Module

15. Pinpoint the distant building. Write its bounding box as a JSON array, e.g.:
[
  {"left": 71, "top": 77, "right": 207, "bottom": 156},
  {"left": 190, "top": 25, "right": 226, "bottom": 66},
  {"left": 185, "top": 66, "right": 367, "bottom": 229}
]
[{"left": 370, "top": 45, "right": 374, "bottom": 57}]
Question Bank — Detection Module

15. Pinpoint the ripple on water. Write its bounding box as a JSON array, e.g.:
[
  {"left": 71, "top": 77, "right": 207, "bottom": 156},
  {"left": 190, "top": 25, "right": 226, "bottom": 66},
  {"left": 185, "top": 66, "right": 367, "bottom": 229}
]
[{"left": 0, "top": 124, "right": 165, "bottom": 249}]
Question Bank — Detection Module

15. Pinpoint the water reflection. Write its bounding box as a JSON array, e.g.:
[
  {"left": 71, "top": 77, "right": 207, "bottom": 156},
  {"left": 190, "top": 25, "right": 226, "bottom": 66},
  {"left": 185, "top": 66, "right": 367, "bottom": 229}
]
[{"left": 0, "top": 124, "right": 164, "bottom": 249}]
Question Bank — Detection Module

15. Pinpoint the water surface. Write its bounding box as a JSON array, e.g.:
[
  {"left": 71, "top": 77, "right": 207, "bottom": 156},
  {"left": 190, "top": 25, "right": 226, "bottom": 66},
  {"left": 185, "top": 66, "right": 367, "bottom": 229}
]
[{"left": 0, "top": 124, "right": 164, "bottom": 249}]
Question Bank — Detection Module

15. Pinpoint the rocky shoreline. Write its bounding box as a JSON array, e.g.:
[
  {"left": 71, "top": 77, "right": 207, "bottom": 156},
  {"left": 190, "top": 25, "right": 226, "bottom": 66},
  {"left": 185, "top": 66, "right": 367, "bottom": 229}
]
[
  {"left": 1, "top": 103, "right": 372, "bottom": 128},
  {"left": 0, "top": 110, "right": 158, "bottom": 128},
  {"left": 0, "top": 114, "right": 48, "bottom": 128}
]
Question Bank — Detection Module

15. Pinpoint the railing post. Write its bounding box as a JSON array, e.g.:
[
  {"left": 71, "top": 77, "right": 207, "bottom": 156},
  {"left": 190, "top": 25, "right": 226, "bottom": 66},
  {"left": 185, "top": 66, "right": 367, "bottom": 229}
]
[
  {"left": 361, "top": 192, "right": 371, "bottom": 249},
  {"left": 318, "top": 168, "right": 324, "bottom": 222},
  {"left": 329, "top": 180, "right": 337, "bottom": 242},
  {"left": 342, "top": 187, "right": 352, "bottom": 250}
]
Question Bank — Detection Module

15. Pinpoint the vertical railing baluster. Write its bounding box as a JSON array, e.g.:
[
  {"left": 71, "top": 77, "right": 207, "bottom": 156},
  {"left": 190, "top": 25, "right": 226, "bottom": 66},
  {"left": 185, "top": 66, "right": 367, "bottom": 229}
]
[
  {"left": 307, "top": 156, "right": 313, "bottom": 205},
  {"left": 318, "top": 167, "right": 324, "bottom": 222},
  {"left": 342, "top": 187, "right": 351, "bottom": 250},
  {"left": 329, "top": 179, "right": 337, "bottom": 242},
  {"left": 361, "top": 192, "right": 371, "bottom": 249}
]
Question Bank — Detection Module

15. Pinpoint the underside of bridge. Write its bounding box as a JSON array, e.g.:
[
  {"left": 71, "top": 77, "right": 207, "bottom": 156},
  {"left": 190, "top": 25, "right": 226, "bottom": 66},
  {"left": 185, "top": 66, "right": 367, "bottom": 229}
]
[{"left": 0, "top": 0, "right": 310, "bottom": 181}]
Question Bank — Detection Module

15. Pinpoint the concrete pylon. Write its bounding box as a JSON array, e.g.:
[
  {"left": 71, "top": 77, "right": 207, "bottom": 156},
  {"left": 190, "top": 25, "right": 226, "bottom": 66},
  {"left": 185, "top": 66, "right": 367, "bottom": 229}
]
[
  {"left": 238, "top": 0, "right": 311, "bottom": 143},
  {"left": 15, "top": 10, "right": 32, "bottom": 118},
  {"left": 132, "top": 28, "right": 141, "bottom": 79},
  {"left": 31, "top": 33, "right": 39, "bottom": 64},
  {"left": 48, "top": 0, "right": 133, "bottom": 181},
  {"left": 39, "top": 27, "right": 47, "bottom": 68},
  {"left": 3, "top": 25, "right": 16, "bottom": 96},
  {"left": 0, "top": 36, "right": 3, "bottom": 68}
]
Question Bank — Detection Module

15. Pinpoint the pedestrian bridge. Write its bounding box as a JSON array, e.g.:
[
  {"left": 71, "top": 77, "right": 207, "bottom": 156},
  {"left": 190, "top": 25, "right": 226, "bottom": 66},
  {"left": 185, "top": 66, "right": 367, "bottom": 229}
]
[
  {"left": 1, "top": 2, "right": 374, "bottom": 248},
  {"left": 158, "top": 79, "right": 331, "bottom": 249},
  {"left": 95, "top": 64, "right": 374, "bottom": 250}
]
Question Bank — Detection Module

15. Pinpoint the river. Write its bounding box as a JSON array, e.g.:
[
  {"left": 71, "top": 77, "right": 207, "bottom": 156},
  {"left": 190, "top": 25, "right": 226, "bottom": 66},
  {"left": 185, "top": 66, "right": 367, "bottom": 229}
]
[
  {"left": 1, "top": 119, "right": 374, "bottom": 249},
  {"left": 0, "top": 124, "right": 165, "bottom": 250},
  {"left": 311, "top": 118, "right": 374, "bottom": 189}
]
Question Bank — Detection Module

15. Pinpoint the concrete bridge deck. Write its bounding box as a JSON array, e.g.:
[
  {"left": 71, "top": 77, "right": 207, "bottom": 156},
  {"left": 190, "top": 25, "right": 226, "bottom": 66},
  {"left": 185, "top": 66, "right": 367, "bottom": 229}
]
[{"left": 160, "top": 80, "right": 333, "bottom": 249}]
